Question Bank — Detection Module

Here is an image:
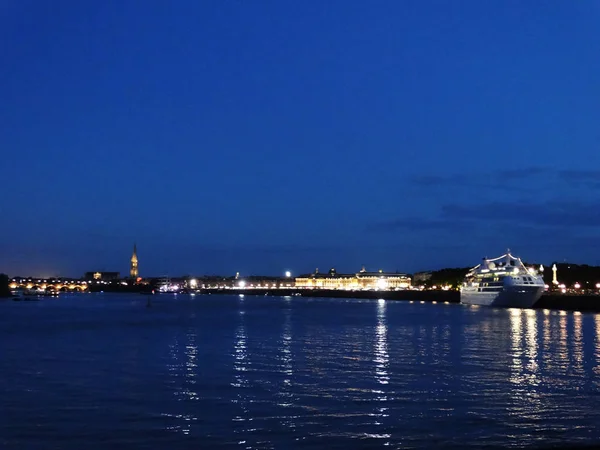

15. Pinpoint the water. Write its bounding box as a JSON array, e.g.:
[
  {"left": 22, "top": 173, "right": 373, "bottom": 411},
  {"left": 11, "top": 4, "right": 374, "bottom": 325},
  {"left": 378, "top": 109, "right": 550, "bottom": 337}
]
[{"left": 1, "top": 294, "right": 600, "bottom": 449}]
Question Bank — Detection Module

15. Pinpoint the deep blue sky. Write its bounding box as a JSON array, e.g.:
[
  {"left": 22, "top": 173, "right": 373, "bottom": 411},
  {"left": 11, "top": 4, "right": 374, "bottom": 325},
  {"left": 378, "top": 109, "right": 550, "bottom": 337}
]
[{"left": 2, "top": 1, "right": 600, "bottom": 277}]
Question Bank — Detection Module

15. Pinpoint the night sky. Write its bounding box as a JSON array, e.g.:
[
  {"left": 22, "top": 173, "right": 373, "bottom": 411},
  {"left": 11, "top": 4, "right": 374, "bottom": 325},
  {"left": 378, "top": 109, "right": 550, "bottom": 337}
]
[{"left": 2, "top": 1, "right": 600, "bottom": 278}]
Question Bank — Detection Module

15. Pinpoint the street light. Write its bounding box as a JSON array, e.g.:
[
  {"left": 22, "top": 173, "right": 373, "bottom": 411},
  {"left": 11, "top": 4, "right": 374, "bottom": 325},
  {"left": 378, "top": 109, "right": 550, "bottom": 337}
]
[{"left": 285, "top": 271, "right": 291, "bottom": 278}]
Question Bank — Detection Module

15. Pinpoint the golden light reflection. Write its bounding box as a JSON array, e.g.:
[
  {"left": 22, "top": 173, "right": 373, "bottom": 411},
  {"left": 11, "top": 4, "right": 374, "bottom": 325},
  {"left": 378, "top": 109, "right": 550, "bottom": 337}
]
[
  {"left": 525, "top": 310, "right": 539, "bottom": 385},
  {"left": 572, "top": 312, "right": 584, "bottom": 375},
  {"left": 543, "top": 310, "right": 551, "bottom": 355},
  {"left": 594, "top": 315, "right": 600, "bottom": 379},
  {"left": 375, "top": 300, "right": 389, "bottom": 385},
  {"left": 557, "top": 312, "right": 568, "bottom": 370},
  {"left": 509, "top": 308, "right": 523, "bottom": 385},
  {"left": 509, "top": 308, "right": 540, "bottom": 388}
]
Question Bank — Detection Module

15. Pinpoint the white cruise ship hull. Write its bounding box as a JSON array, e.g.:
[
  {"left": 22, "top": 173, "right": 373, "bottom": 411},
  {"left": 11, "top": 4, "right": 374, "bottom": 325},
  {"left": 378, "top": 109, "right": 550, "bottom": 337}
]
[{"left": 460, "top": 285, "right": 544, "bottom": 308}]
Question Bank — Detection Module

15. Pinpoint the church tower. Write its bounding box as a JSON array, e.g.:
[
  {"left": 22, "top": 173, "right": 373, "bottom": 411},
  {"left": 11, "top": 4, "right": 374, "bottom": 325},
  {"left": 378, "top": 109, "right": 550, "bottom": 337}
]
[{"left": 130, "top": 243, "right": 139, "bottom": 279}]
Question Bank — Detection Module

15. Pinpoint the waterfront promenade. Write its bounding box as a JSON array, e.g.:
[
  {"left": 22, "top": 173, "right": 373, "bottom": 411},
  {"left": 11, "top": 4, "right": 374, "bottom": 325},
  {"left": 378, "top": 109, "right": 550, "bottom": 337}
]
[
  {"left": 6, "top": 274, "right": 600, "bottom": 312},
  {"left": 187, "top": 288, "right": 600, "bottom": 313}
]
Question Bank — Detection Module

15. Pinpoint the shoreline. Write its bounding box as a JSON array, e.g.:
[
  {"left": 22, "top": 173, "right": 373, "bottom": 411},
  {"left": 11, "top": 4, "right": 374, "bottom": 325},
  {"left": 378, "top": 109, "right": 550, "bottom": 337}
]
[
  {"left": 194, "top": 288, "right": 600, "bottom": 312},
  {"left": 6, "top": 287, "right": 599, "bottom": 313}
]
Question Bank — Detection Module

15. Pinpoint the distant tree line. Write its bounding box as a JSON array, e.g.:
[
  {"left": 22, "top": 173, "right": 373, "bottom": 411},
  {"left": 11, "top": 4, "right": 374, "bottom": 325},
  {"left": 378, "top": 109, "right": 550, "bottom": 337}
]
[
  {"left": 0, "top": 273, "right": 9, "bottom": 297},
  {"left": 539, "top": 262, "right": 600, "bottom": 288},
  {"left": 417, "top": 262, "right": 600, "bottom": 290},
  {"left": 418, "top": 268, "right": 471, "bottom": 288}
]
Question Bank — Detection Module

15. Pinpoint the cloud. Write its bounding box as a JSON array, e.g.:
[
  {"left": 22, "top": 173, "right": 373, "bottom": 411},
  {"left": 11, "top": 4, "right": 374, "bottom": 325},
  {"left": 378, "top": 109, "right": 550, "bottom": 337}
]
[
  {"left": 558, "top": 169, "right": 600, "bottom": 181},
  {"left": 367, "top": 217, "right": 474, "bottom": 232},
  {"left": 410, "top": 167, "right": 551, "bottom": 191},
  {"left": 557, "top": 169, "right": 600, "bottom": 189},
  {"left": 369, "top": 199, "right": 600, "bottom": 235},
  {"left": 409, "top": 167, "right": 600, "bottom": 193},
  {"left": 442, "top": 201, "right": 600, "bottom": 227},
  {"left": 500, "top": 167, "right": 550, "bottom": 179}
]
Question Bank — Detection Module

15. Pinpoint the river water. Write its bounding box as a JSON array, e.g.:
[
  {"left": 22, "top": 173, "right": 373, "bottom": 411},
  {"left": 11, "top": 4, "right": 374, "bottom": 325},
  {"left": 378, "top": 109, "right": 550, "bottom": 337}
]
[{"left": 1, "top": 293, "right": 599, "bottom": 449}]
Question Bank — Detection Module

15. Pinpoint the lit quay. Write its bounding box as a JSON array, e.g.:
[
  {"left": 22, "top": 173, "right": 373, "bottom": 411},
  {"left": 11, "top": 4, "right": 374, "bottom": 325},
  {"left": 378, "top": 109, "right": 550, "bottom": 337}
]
[{"left": 4, "top": 244, "right": 600, "bottom": 312}]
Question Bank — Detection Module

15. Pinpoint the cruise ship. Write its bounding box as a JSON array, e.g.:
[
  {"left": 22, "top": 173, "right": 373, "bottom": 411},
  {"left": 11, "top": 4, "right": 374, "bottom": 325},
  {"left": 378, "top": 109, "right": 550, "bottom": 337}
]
[{"left": 460, "top": 250, "right": 545, "bottom": 308}]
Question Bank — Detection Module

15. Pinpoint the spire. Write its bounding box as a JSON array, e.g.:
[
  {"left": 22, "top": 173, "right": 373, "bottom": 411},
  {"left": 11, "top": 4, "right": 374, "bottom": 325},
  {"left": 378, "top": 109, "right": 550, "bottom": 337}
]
[{"left": 130, "top": 243, "right": 139, "bottom": 279}]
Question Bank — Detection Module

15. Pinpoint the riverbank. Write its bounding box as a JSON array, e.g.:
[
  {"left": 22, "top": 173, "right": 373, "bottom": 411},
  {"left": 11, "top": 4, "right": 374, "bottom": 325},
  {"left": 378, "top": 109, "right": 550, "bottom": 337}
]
[{"left": 196, "top": 288, "right": 600, "bottom": 312}]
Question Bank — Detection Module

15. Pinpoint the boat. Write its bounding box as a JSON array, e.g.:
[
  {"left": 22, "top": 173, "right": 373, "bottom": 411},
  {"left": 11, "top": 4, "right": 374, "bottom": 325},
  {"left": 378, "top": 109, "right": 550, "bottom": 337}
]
[
  {"left": 460, "top": 250, "right": 545, "bottom": 308},
  {"left": 11, "top": 288, "right": 59, "bottom": 300}
]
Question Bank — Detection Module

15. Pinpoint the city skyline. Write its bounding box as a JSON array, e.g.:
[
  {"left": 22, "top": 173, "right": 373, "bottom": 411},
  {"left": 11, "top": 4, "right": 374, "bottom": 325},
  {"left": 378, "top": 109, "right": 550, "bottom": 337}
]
[
  {"left": 2, "top": 2, "right": 600, "bottom": 276},
  {"left": 2, "top": 240, "right": 596, "bottom": 280}
]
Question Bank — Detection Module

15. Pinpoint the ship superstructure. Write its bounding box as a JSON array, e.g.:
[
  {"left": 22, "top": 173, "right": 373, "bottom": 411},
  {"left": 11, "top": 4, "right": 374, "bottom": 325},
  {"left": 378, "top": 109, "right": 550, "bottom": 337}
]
[{"left": 460, "top": 250, "right": 545, "bottom": 308}]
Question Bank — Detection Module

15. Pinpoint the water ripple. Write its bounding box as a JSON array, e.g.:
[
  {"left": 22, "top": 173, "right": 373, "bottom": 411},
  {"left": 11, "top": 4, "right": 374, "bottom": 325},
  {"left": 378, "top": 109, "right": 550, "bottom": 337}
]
[{"left": 1, "top": 295, "right": 600, "bottom": 448}]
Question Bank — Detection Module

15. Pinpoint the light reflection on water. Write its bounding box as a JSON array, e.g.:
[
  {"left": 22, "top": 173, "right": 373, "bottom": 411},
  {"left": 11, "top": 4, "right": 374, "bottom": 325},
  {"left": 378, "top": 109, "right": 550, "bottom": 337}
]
[
  {"left": 595, "top": 315, "right": 600, "bottom": 382},
  {"left": 232, "top": 304, "right": 250, "bottom": 433},
  {"left": 164, "top": 328, "right": 199, "bottom": 435},
  {"left": 372, "top": 299, "right": 391, "bottom": 443},
  {"left": 277, "top": 301, "right": 296, "bottom": 431},
  {"left": 572, "top": 312, "right": 584, "bottom": 376},
  {"left": 1, "top": 295, "right": 600, "bottom": 449}
]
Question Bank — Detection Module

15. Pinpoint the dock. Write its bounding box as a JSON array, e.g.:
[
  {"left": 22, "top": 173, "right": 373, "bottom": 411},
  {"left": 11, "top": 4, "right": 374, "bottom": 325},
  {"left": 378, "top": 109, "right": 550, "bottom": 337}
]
[{"left": 199, "top": 288, "right": 600, "bottom": 312}]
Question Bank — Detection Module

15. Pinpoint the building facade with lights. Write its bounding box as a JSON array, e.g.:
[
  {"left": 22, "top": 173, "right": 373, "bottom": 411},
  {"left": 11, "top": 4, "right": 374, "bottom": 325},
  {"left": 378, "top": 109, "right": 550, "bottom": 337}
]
[
  {"left": 83, "top": 271, "right": 120, "bottom": 281},
  {"left": 295, "top": 267, "right": 411, "bottom": 290},
  {"left": 9, "top": 277, "right": 89, "bottom": 292}
]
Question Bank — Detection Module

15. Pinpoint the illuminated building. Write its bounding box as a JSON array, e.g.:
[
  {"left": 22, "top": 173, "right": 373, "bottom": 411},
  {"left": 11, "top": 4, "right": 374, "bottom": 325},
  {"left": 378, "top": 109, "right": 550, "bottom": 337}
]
[
  {"left": 83, "top": 271, "right": 120, "bottom": 281},
  {"left": 130, "top": 243, "right": 138, "bottom": 279},
  {"left": 9, "top": 277, "right": 88, "bottom": 292},
  {"left": 197, "top": 275, "right": 295, "bottom": 289},
  {"left": 295, "top": 267, "right": 411, "bottom": 290}
]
